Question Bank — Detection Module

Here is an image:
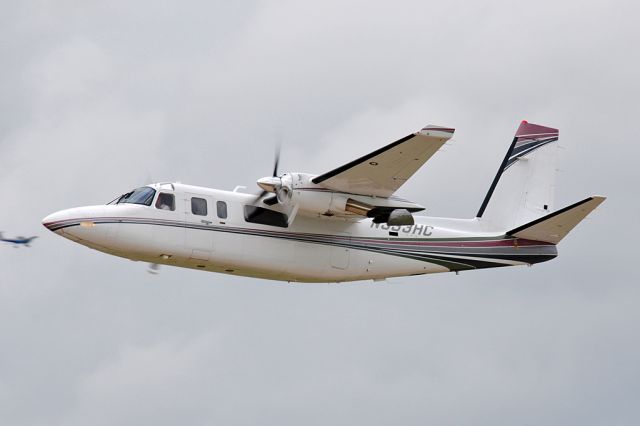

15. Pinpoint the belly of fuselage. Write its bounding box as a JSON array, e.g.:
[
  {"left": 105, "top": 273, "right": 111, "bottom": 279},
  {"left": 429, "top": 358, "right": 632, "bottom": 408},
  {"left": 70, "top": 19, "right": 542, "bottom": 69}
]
[{"left": 70, "top": 219, "right": 444, "bottom": 282}]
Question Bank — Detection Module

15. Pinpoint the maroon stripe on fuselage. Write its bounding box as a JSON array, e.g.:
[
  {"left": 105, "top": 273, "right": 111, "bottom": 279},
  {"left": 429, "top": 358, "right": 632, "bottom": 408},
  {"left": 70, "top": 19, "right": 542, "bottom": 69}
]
[{"left": 44, "top": 216, "right": 553, "bottom": 248}]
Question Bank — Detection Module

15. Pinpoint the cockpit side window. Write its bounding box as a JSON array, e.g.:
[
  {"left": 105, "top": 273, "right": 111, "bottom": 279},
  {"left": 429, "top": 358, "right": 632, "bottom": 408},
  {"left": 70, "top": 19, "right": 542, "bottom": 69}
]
[
  {"left": 155, "top": 193, "right": 175, "bottom": 211},
  {"left": 114, "top": 187, "right": 156, "bottom": 206}
]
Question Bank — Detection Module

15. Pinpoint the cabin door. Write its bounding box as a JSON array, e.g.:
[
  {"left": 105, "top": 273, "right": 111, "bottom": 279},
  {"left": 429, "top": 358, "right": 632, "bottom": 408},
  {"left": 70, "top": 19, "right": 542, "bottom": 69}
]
[
  {"left": 330, "top": 232, "right": 351, "bottom": 270},
  {"left": 184, "top": 193, "right": 215, "bottom": 261}
]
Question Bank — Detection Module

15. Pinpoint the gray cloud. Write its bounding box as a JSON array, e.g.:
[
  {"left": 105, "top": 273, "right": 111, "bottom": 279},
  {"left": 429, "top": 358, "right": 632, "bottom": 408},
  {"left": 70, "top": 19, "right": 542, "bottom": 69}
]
[{"left": 1, "top": 0, "right": 639, "bottom": 425}]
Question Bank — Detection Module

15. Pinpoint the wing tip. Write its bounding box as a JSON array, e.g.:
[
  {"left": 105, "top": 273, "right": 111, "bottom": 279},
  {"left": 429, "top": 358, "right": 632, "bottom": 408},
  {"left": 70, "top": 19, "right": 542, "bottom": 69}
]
[
  {"left": 420, "top": 125, "right": 455, "bottom": 139},
  {"left": 421, "top": 124, "right": 455, "bottom": 132}
]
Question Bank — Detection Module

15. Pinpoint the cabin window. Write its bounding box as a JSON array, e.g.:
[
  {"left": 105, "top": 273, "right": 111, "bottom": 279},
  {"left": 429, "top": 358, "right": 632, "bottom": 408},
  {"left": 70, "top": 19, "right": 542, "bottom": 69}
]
[
  {"left": 217, "top": 201, "right": 228, "bottom": 219},
  {"left": 191, "top": 197, "right": 208, "bottom": 216},
  {"left": 155, "top": 193, "right": 175, "bottom": 211},
  {"left": 114, "top": 187, "right": 156, "bottom": 206},
  {"left": 244, "top": 206, "right": 288, "bottom": 228}
]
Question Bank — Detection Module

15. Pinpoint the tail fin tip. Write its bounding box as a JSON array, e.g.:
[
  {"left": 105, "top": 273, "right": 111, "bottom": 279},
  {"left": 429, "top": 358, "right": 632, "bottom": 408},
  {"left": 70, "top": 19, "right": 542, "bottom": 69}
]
[
  {"left": 515, "top": 121, "right": 559, "bottom": 138},
  {"left": 476, "top": 121, "right": 560, "bottom": 223}
]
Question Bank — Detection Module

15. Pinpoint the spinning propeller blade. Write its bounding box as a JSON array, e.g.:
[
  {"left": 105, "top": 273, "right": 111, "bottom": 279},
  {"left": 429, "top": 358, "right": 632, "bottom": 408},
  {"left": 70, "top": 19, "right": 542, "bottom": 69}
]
[
  {"left": 272, "top": 142, "right": 280, "bottom": 177},
  {"left": 252, "top": 142, "right": 282, "bottom": 205}
]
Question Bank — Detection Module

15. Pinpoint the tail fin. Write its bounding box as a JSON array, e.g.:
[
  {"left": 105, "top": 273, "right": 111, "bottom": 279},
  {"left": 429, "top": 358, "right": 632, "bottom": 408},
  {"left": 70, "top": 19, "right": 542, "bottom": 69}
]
[
  {"left": 507, "top": 196, "right": 605, "bottom": 244},
  {"left": 477, "top": 121, "right": 559, "bottom": 230}
]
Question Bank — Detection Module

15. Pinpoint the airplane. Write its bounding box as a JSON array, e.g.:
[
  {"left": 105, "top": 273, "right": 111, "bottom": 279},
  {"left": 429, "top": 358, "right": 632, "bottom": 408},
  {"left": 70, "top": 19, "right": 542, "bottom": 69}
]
[
  {"left": 1, "top": 232, "right": 38, "bottom": 248},
  {"left": 42, "top": 121, "right": 605, "bottom": 283}
]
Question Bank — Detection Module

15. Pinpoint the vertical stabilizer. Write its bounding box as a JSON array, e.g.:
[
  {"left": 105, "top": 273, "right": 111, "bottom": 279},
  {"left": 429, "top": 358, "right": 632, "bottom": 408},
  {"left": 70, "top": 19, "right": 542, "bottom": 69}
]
[{"left": 477, "top": 121, "right": 559, "bottom": 230}]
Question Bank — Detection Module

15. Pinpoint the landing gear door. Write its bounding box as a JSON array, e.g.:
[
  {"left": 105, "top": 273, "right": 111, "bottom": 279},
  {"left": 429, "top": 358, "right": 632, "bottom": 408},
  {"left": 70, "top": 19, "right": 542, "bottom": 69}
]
[{"left": 184, "top": 193, "right": 215, "bottom": 261}]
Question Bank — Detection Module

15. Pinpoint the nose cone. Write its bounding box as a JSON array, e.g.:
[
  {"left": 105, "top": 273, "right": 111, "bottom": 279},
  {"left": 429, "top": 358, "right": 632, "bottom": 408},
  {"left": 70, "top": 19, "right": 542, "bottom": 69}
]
[
  {"left": 42, "top": 209, "right": 72, "bottom": 233},
  {"left": 257, "top": 176, "right": 281, "bottom": 193},
  {"left": 42, "top": 206, "right": 109, "bottom": 247}
]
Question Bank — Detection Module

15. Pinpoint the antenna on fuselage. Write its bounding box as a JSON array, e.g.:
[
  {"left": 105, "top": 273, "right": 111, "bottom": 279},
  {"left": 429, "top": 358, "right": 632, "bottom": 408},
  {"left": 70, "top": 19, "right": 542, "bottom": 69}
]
[{"left": 147, "top": 263, "right": 160, "bottom": 275}]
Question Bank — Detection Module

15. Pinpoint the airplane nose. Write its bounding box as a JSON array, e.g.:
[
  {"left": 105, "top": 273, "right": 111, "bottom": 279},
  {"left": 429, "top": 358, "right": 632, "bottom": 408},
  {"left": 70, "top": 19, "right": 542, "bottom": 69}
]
[{"left": 42, "top": 209, "right": 71, "bottom": 232}]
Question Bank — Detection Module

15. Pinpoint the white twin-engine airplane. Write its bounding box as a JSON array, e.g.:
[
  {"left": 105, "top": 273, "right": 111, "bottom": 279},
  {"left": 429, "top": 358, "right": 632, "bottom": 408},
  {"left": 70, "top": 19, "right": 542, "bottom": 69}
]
[{"left": 43, "top": 121, "right": 604, "bottom": 283}]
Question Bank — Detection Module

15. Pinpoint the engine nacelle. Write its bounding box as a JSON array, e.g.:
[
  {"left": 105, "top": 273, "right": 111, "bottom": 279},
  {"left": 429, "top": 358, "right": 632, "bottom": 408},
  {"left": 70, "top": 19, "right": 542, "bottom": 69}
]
[
  {"left": 289, "top": 189, "right": 349, "bottom": 216},
  {"left": 264, "top": 173, "right": 422, "bottom": 223},
  {"left": 266, "top": 173, "right": 348, "bottom": 217}
]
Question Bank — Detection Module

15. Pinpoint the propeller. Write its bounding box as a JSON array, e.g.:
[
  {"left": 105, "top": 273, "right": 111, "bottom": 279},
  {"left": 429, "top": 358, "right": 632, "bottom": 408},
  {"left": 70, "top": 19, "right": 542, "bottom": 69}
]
[
  {"left": 250, "top": 134, "right": 294, "bottom": 215},
  {"left": 252, "top": 142, "right": 282, "bottom": 204}
]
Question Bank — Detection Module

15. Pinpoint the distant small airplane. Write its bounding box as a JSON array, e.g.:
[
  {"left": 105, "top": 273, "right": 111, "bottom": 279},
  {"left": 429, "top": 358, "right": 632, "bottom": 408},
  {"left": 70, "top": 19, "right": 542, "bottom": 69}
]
[
  {"left": 0, "top": 232, "right": 38, "bottom": 248},
  {"left": 43, "top": 121, "right": 605, "bottom": 283}
]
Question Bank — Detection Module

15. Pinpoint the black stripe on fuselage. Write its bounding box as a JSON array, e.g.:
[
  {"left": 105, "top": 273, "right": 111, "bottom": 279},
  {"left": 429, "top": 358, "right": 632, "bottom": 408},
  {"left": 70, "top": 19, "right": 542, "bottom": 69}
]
[{"left": 46, "top": 217, "right": 556, "bottom": 270}]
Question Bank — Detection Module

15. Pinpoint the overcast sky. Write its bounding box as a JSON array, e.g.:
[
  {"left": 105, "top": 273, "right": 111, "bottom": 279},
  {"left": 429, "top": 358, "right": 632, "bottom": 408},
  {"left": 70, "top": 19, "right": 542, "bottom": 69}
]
[{"left": 1, "top": 1, "right": 639, "bottom": 425}]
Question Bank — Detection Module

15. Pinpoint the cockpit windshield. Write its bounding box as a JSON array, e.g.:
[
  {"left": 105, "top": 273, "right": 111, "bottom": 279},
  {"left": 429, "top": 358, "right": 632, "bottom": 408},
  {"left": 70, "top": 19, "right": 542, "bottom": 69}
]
[{"left": 108, "top": 187, "right": 156, "bottom": 206}]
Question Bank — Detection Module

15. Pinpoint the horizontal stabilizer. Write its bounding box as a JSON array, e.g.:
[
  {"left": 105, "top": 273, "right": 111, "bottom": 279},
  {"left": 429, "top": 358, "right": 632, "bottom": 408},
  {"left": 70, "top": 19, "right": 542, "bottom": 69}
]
[{"left": 507, "top": 196, "right": 605, "bottom": 244}]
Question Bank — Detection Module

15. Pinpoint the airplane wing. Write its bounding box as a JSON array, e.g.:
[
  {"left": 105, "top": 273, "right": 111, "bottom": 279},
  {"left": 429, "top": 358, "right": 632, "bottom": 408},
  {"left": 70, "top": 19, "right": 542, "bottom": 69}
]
[{"left": 312, "top": 125, "right": 454, "bottom": 197}]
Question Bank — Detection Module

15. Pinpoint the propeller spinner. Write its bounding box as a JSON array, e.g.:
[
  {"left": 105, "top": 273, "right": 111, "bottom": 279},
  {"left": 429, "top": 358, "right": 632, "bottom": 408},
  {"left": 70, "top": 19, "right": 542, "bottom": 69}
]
[{"left": 253, "top": 143, "right": 291, "bottom": 206}]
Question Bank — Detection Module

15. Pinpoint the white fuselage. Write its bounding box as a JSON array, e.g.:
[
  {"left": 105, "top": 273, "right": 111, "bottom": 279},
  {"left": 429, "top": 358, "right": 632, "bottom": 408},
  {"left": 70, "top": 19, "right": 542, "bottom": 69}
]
[{"left": 42, "top": 183, "right": 557, "bottom": 282}]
